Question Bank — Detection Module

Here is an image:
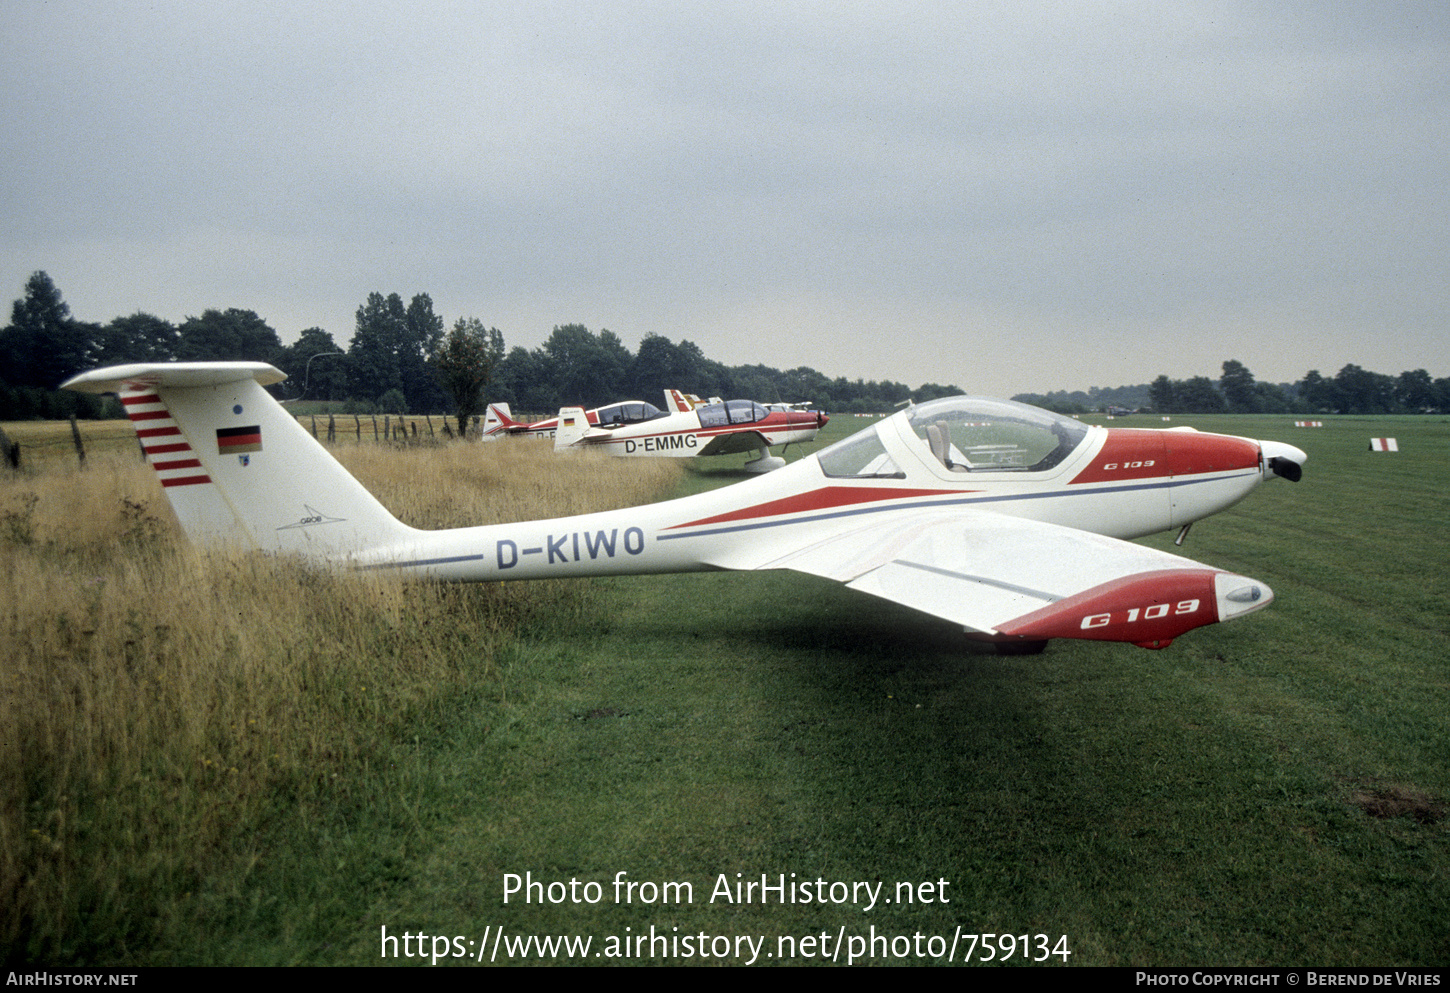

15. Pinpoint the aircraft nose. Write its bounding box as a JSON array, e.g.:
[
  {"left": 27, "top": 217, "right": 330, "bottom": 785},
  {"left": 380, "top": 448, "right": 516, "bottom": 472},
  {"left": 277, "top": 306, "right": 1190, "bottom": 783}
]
[{"left": 1260, "top": 440, "right": 1307, "bottom": 482}]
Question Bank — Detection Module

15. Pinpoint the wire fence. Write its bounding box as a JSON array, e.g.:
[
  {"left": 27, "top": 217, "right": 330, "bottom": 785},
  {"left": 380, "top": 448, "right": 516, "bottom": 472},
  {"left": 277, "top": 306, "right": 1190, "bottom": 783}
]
[{"left": 0, "top": 412, "right": 485, "bottom": 472}]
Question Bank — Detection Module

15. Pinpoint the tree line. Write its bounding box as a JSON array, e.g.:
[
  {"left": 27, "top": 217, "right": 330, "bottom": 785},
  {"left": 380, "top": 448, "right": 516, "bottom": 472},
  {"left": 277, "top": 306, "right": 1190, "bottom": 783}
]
[
  {"left": 1145, "top": 360, "right": 1450, "bottom": 415},
  {"left": 0, "top": 272, "right": 492, "bottom": 424},
  {"left": 0, "top": 271, "right": 962, "bottom": 422},
  {"left": 484, "top": 325, "right": 963, "bottom": 414},
  {"left": 1016, "top": 361, "right": 1450, "bottom": 417},
  {"left": 4, "top": 272, "right": 1444, "bottom": 422}
]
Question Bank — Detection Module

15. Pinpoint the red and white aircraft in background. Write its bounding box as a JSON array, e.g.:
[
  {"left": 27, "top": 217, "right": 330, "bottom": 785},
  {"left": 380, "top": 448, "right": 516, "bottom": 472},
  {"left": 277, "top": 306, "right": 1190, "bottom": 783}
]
[
  {"left": 481, "top": 391, "right": 688, "bottom": 440},
  {"left": 485, "top": 389, "right": 828, "bottom": 472},
  {"left": 63, "top": 362, "right": 1305, "bottom": 653}
]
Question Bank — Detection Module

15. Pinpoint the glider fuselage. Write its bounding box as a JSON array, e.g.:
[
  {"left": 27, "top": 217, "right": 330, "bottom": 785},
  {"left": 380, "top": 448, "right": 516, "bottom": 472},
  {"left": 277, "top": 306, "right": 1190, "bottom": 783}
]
[{"left": 357, "top": 404, "right": 1266, "bottom": 583}]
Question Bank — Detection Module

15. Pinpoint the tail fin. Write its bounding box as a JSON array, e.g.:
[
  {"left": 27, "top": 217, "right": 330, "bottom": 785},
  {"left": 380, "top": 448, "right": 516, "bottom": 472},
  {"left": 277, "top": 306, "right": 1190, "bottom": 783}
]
[
  {"left": 552, "top": 406, "right": 590, "bottom": 451},
  {"left": 481, "top": 402, "right": 515, "bottom": 440},
  {"left": 62, "top": 362, "right": 416, "bottom": 557},
  {"left": 664, "top": 389, "right": 696, "bottom": 414}
]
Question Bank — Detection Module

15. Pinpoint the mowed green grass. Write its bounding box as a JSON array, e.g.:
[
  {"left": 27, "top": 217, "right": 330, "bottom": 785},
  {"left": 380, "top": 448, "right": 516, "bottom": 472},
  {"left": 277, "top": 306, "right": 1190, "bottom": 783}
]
[{"left": 13, "top": 411, "right": 1448, "bottom": 966}]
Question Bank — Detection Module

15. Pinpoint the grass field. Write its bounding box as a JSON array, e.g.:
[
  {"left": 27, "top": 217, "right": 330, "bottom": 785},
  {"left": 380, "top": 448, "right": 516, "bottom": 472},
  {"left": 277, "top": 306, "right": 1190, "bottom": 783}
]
[{"left": 3, "top": 410, "right": 1447, "bottom": 966}]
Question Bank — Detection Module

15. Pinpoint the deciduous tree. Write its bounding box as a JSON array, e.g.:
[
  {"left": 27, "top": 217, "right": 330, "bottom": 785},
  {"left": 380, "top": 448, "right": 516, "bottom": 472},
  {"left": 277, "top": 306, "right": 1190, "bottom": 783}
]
[
  {"left": 177, "top": 309, "right": 282, "bottom": 364},
  {"left": 1396, "top": 369, "right": 1437, "bottom": 413},
  {"left": 433, "top": 317, "right": 505, "bottom": 435},
  {"left": 402, "top": 294, "right": 447, "bottom": 412},
  {"left": 1174, "top": 376, "right": 1226, "bottom": 413},
  {"left": 96, "top": 312, "right": 178, "bottom": 365},
  {"left": 349, "top": 292, "right": 407, "bottom": 404},
  {"left": 276, "top": 327, "right": 347, "bottom": 402},
  {"left": 1148, "top": 375, "right": 1177, "bottom": 413},
  {"left": 1220, "top": 360, "right": 1259, "bottom": 413}
]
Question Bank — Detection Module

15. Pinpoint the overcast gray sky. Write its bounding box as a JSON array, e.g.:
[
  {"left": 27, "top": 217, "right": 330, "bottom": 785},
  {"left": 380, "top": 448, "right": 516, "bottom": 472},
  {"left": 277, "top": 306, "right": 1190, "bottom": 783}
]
[{"left": 3, "top": 1, "right": 1446, "bottom": 397}]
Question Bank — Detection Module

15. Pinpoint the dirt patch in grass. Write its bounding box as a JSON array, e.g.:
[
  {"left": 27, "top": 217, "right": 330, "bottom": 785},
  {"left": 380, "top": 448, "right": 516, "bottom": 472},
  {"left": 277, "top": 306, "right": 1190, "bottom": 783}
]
[{"left": 1350, "top": 784, "right": 1444, "bottom": 825}]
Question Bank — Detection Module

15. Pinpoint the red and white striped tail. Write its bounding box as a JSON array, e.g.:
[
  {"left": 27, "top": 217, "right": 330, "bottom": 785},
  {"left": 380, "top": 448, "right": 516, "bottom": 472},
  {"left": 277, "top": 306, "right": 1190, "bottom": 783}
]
[
  {"left": 122, "top": 390, "right": 211, "bottom": 489},
  {"left": 114, "top": 383, "right": 251, "bottom": 541}
]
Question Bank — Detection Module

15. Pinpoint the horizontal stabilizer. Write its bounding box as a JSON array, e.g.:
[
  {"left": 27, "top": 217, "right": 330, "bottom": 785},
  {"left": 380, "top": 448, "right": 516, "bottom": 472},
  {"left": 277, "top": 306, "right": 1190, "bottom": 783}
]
[{"left": 62, "top": 361, "right": 286, "bottom": 394}]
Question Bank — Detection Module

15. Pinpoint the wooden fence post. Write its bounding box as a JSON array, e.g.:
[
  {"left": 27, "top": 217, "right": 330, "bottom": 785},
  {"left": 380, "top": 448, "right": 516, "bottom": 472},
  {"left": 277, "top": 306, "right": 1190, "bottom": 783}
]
[
  {"left": 327, "top": 414, "right": 336, "bottom": 442},
  {"left": 69, "top": 415, "right": 86, "bottom": 466},
  {"left": 0, "top": 427, "right": 19, "bottom": 470}
]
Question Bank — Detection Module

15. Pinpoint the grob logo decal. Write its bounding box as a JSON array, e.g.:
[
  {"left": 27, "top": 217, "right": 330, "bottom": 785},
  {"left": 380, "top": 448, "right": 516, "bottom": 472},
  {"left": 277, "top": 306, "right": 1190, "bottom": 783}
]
[{"left": 278, "top": 505, "right": 348, "bottom": 531}]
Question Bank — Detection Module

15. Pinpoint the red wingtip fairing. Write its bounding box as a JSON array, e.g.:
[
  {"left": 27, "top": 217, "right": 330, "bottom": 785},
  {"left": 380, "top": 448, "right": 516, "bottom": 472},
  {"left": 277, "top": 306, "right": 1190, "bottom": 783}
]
[
  {"left": 995, "top": 569, "right": 1222, "bottom": 644},
  {"left": 996, "top": 569, "right": 1274, "bottom": 647}
]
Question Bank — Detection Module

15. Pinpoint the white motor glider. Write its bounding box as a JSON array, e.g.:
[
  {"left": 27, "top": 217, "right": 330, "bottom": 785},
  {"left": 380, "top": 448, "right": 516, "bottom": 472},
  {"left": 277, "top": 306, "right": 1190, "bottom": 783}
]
[
  {"left": 63, "top": 362, "right": 1306, "bottom": 652},
  {"left": 483, "top": 389, "right": 827, "bottom": 472}
]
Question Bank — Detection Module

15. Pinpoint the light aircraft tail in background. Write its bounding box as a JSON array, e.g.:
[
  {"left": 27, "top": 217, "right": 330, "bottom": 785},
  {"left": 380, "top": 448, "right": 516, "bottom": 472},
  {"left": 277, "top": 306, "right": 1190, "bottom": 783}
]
[
  {"left": 481, "top": 402, "right": 519, "bottom": 440},
  {"left": 664, "top": 389, "right": 698, "bottom": 413},
  {"left": 63, "top": 362, "right": 1305, "bottom": 652}
]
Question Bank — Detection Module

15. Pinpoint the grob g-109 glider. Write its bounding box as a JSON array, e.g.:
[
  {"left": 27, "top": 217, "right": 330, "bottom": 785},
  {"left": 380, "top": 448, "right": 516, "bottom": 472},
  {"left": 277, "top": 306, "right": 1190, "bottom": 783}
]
[
  {"left": 64, "top": 362, "right": 1306, "bottom": 652},
  {"left": 485, "top": 389, "right": 827, "bottom": 472}
]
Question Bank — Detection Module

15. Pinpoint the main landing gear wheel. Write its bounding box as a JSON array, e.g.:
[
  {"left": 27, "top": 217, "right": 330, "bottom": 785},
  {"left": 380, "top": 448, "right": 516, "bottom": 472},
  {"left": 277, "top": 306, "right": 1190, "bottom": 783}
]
[
  {"left": 743, "top": 445, "right": 786, "bottom": 473},
  {"left": 995, "top": 639, "right": 1049, "bottom": 656}
]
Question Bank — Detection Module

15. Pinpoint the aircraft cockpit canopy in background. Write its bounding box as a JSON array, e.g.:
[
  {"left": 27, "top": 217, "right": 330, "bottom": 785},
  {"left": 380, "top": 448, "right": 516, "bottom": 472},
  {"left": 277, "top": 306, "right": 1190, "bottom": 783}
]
[
  {"left": 595, "top": 401, "right": 665, "bottom": 427},
  {"left": 696, "top": 400, "right": 771, "bottom": 428}
]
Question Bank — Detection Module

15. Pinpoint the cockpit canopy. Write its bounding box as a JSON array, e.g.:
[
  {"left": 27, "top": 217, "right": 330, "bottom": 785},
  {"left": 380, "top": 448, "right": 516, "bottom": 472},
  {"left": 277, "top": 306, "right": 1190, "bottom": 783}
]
[
  {"left": 907, "top": 397, "right": 1089, "bottom": 473},
  {"left": 595, "top": 401, "right": 665, "bottom": 426},
  {"left": 816, "top": 396, "right": 1090, "bottom": 479},
  {"left": 696, "top": 400, "right": 770, "bottom": 428}
]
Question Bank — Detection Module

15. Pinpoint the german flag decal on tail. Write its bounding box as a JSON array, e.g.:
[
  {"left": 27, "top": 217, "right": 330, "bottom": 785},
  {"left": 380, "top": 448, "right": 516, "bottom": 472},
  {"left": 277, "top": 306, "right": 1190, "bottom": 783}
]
[{"left": 217, "top": 425, "right": 262, "bottom": 454}]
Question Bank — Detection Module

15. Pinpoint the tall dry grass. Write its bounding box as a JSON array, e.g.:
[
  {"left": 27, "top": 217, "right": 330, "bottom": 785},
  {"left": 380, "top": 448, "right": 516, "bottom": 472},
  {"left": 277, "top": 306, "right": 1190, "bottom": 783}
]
[
  {"left": 344, "top": 435, "right": 684, "bottom": 529},
  {"left": 0, "top": 438, "right": 682, "bottom": 962}
]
